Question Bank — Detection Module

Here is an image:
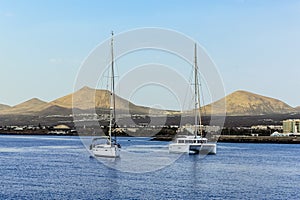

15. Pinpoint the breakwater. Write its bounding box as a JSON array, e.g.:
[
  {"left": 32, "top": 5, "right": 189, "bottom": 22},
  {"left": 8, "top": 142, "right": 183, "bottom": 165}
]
[
  {"left": 152, "top": 135, "right": 300, "bottom": 144},
  {"left": 218, "top": 135, "right": 300, "bottom": 144}
]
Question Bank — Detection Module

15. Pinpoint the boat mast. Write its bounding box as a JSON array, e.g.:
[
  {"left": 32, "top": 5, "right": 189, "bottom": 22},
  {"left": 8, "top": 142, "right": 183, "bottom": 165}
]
[
  {"left": 194, "top": 43, "right": 202, "bottom": 137},
  {"left": 111, "top": 31, "right": 117, "bottom": 142},
  {"left": 108, "top": 31, "right": 117, "bottom": 144}
]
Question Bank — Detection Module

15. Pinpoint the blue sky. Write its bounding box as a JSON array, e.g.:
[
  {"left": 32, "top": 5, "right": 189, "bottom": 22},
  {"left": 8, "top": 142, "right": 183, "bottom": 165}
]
[{"left": 1, "top": 0, "right": 300, "bottom": 108}]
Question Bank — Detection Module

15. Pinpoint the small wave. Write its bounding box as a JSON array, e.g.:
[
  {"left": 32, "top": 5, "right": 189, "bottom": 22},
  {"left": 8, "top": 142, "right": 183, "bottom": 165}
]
[
  {"left": 217, "top": 145, "right": 248, "bottom": 150},
  {"left": 124, "top": 145, "right": 169, "bottom": 153},
  {"left": 0, "top": 147, "right": 24, "bottom": 153},
  {"left": 0, "top": 135, "right": 79, "bottom": 141},
  {"left": 37, "top": 145, "right": 80, "bottom": 149},
  {"left": 0, "top": 146, "right": 42, "bottom": 153},
  {"left": 126, "top": 144, "right": 168, "bottom": 148}
]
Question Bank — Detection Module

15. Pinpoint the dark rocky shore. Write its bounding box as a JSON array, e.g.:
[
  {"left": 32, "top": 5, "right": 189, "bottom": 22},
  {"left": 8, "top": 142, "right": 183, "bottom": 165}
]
[
  {"left": 0, "top": 129, "right": 76, "bottom": 136},
  {"left": 152, "top": 135, "right": 300, "bottom": 144},
  {"left": 218, "top": 135, "right": 300, "bottom": 144}
]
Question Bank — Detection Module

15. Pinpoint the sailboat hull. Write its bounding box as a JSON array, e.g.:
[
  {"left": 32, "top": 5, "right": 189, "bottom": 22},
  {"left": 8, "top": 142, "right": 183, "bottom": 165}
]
[
  {"left": 92, "top": 144, "right": 120, "bottom": 158},
  {"left": 169, "top": 143, "right": 216, "bottom": 155}
]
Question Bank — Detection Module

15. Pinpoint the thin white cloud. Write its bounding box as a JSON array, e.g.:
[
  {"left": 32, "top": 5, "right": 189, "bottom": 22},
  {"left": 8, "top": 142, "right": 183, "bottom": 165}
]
[
  {"left": 49, "top": 58, "right": 63, "bottom": 64},
  {"left": 49, "top": 58, "right": 80, "bottom": 65},
  {"left": 2, "top": 11, "right": 15, "bottom": 17}
]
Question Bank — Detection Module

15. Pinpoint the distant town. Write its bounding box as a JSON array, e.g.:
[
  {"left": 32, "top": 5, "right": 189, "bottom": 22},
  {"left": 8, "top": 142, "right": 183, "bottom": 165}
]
[{"left": 1, "top": 112, "right": 300, "bottom": 143}]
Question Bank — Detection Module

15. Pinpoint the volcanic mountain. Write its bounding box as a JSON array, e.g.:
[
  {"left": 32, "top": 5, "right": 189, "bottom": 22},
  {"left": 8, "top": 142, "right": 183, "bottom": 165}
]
[
  {"left": 204, "top": 90, "right": 295, "bottom": 116},
  {"left": 0, "top": 87, "right": 169, "bottom": 116},
  {"left": 51, "top": 86, "right": 168, "bottom": 114},
  {"left": 0, "top": 98, "right": 48, "bottom": 115},
  {"left": 0, "top": 104, "right": 11, "bottom": 111}
]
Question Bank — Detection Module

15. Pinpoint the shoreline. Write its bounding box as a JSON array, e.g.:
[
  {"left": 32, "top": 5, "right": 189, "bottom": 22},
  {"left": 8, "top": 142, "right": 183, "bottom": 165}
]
[
  {"left": 218, "top": 135, "right": 300, "bottom": 144},
  {"left": 1, "top": 131, "right": 300, "bottom": 144},
  {"left": 151, "top": 135, "right": 300, "bottom": 144}
]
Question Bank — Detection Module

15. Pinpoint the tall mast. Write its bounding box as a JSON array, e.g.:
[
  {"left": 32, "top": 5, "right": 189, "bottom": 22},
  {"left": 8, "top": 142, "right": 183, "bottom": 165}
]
[
  {"left": 109, "top": 31, "right": 117, "bottom": 143},
  {"left": 111, "top": 31, "right": 117, "bottom": 142},
  {"left": 194, "top": 43, "right": 202, "bottom": 137}
]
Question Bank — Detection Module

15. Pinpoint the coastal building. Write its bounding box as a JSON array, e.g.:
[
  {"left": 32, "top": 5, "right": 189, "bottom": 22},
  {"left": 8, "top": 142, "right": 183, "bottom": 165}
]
[
  {"left": 251, "top": 125, "right": 282, "bottom": 131},
  {"left": 53, "top": 124, "right": 71, "bottom": 130},
  {"left": 251, "top": 125, "right": 268, "bottom": 130},
  {"left": 178, "top": 125, "right": 221, "bottom": 133},
  {"left": 283, "top": 119, "right": 300, "bottom": 133}
]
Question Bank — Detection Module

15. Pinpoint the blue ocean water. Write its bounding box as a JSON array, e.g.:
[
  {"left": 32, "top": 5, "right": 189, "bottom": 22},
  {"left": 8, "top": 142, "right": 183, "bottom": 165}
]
[{"left": 0, "top": 135, "right": 299, "bottom": 199}]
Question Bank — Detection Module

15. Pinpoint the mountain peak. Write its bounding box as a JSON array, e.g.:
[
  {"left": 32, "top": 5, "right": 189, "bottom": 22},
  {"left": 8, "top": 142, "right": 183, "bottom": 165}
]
[
  {"left": 204, "top": 90, "right": 295, "bottom": 116},
  {"left": 19, "top": 98, "right": 46, "bottom": 106},
  {"left": 0, "top": 104, "right": 11, "bottom": 111},
  {"left": 13, "top": 98, "right": 47, "bottom": 108},
  {"left": 233, "top": 90, "right": 250, "bottom": 94},
  {"left": 0, "top": 98, "right": 48, "bottom": 115},
  {"left": 78, "top": 86, "right": 94, "bottom": 92},
  {"left": 50, "top": 87, "right": 110, "bottom": 110}
]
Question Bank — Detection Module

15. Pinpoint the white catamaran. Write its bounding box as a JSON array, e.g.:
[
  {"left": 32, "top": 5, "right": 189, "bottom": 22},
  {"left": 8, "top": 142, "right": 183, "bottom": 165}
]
[
  {"left": 169, "top": 44, "right": 217, "bottom": 155},
  {"left": 91, "top": 32, "right": 121, "bottom": 158}
]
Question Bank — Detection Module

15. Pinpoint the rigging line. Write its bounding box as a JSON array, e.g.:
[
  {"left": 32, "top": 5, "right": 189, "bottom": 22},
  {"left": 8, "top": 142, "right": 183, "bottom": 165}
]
[
  {"left": 199, "top": 75, "right": 207, "bottom": 116},
  {"left": 194, "top": 43, "right": 202, "bottom": 137},
  {"left": 182, "top": 67, "right": 194, "bottom": 112},
  {"left": 102, "top": 39, "right": 112, "bottom": 91},
  {"left": 114, "top": 50, "right": 121, "bottom": 95}
]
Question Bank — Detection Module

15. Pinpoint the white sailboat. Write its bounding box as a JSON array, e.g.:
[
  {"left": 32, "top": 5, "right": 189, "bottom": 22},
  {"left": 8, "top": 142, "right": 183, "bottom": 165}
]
[
  {"left": 169, "top": 44, "right": 217, "bottom": 155},
  {"left": 91, "top": 31, "right": 121, "bottom": 158}
]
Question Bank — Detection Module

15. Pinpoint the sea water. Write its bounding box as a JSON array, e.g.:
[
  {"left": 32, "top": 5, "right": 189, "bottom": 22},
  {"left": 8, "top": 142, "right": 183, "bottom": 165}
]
[{"left": 0, "top": 135, "right": 299, "bottom": 199}]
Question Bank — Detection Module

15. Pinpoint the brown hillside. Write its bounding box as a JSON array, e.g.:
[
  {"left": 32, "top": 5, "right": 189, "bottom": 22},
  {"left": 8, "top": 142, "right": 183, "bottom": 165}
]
[
  {"left": 37, "top": 105, "right": 73, "bottom": 116},
  {"left": 52, "top": 86, "right": 168, "bottom": 115},
  {"left": 295, "top": 106, "right": 300, "bottom": 113},
  {"left": 0, "top": 104, "right": 11, "bottom": 111},
  {"left": 1, "top": 98, "right": 48, "bottom": 115},
  {"left": 204, "top": 90, "right": 295, "bottom": 116},
  {"left": 0, "top": 87, "right": 170, "bottom": 116},
  {"left": 53, "top": 86, "right": 132, "bottom": 110}
]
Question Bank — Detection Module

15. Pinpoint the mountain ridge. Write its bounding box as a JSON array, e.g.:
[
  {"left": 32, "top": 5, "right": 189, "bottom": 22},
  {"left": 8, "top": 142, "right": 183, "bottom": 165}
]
[
  {"left": 0, "top": 87, "right": 171, "bottom": 116},
  {"left": 1, "top": 98, "right": 48, "bottom": 115},
  {"left": 294, "top": 106, "right": 300, "bottom": 112},
  {"left": 203, "top": 90, "right": 295, "bottom": 116},
  {"left": 0, "top": 104, "right": 11, "bottom": 111},
  {"left": 0, "top": 88, "right": 297, "bottom": 116}
]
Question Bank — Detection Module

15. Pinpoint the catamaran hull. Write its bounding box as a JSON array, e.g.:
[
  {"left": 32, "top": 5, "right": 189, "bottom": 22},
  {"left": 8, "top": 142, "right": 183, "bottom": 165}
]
[
  {"left": 190, "top": 143, "right": 217, "bottom": 155},
  {"left": 169, "top": 143, "right": 190, "bottom": 153},
  {"left": 92, "top": 145, "right": 120, "bottom": 158},
  {"left": 169, "top": 143, "right": 216, "bottom": 155}
]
